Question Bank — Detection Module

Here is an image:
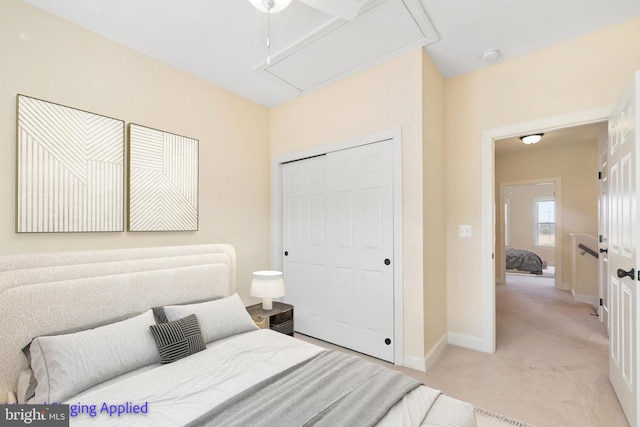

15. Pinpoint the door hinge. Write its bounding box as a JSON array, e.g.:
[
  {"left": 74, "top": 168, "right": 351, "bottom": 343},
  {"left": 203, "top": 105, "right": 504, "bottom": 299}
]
[
  {"left": 600, "top": 298, "right": 603, "bottom": 306},
  {"left": 598, "top": 171, "right": 602, "bottom": 180},
  {"left": 599, "top": 235, "right": 603, "bottom": 243}
]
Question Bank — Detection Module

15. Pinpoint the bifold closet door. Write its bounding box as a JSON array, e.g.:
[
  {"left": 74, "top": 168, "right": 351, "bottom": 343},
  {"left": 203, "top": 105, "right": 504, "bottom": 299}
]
[{"left": 282, "top": 140, "right": 395, "bottom": 362}]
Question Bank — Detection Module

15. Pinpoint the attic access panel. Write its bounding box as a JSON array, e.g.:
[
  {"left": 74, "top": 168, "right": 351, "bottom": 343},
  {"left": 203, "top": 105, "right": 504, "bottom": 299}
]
[{"left": 262, "top": 0, "right": 437, "bottom": 93}]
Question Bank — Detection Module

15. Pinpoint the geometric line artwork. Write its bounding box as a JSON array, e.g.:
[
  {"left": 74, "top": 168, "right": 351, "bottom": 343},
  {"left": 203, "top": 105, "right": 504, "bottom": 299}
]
[
  {"left": 16, "top": 95, "right": 125, "bottom": 232},
  {"left": 128, "top": 123, "right": 199, "bottom": 231}
]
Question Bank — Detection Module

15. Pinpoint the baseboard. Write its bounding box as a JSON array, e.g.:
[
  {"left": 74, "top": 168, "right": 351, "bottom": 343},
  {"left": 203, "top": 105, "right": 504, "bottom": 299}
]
[
  {"left": 403, "top": 332, "right": 448, "bottom": 372},
  {"left": 571, "top": 289, "right": 598, "bottom": 307},
  {"left": 405, "top": 332, "right": 492, "bottom": 371},
  {"left": 448, "top": 332, "right": 492, "bottom": 353},
  {"left": 404, "top": 355, "right": 426, "bottom": 372},
  {"left": 424, "top": 333, "right": 448, "bottom": 372}
]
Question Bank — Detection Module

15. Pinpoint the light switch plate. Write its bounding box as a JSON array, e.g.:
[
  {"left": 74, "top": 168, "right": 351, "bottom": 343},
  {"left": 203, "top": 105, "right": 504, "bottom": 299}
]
[{"left": 459, "top": 225, "right": 472, "bottom": 238}]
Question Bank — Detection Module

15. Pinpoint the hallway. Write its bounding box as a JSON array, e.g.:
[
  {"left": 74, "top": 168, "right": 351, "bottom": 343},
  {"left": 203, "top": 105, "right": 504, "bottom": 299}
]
[{"left": 423, "top": 274, "right": 628, "bottom": 426}]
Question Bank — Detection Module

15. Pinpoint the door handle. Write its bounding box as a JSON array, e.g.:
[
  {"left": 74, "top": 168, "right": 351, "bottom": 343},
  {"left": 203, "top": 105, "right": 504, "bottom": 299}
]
[
  {"left": 617, "top": 268, "right": 635, "bottom": 280},
  {"left": 599, "top": 248, "right": 608, "bottom": 253}
]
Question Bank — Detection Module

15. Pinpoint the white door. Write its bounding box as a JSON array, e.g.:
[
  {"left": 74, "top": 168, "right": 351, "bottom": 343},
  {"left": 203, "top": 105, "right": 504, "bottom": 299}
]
[
  {"left": 599, "top": 146, "right": 610, "bottom": 333},
  {"left": 282, "top": 140, "right": 395, "bottom": 362},
  {"left": 281, "top": 154, "right": 327, "bottom": 354},
  {"left": 608, "top": 71, "right": 640, "bottom": 427}
]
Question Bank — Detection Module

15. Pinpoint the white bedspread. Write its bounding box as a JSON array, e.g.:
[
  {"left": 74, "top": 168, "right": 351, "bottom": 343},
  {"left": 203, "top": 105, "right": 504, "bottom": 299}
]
[{"left": 65, "top": 330, "right": 450, "bottom": 426}]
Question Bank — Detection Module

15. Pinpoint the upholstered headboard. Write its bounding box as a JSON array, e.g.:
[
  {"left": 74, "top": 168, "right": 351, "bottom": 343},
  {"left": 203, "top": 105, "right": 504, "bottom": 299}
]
[{"left": 0, "top": 244, "right": 236, "bottom": 402}]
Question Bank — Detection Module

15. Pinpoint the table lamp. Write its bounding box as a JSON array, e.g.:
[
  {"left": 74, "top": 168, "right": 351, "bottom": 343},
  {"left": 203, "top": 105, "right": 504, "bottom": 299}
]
[{"left": 250, "top": 271, "right": 285, "bottom": 310}]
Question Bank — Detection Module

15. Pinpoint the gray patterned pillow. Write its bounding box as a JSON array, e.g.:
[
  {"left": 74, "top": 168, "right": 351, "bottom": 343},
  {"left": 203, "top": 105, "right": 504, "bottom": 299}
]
[{"left": 149, "top": 314, "right": 206, "bottom": 364}]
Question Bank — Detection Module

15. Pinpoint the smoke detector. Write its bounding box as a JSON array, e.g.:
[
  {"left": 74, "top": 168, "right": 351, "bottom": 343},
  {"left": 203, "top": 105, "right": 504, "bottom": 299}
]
[{"left": 480, "top": 49, "right": 500, "bottom": 62}]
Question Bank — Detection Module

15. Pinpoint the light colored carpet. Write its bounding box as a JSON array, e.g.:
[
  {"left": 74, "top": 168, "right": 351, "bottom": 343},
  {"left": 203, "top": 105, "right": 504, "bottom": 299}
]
[
  {"left": 475, "top": 407, "right": 533, "bottom": 427},
  {"left": 423, "top": 275, "right": 628, "bottom": 427},
  {"left": 297, "top": 274, "right": 628, "bottom": 426}
]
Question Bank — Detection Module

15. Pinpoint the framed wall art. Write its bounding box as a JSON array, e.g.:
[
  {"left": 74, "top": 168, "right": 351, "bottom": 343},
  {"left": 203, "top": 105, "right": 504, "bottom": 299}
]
[
  {"left": 128, "top": 124, "right": 199, "bottom": 231},
  {"left": 16, "top": 95, "right": 125, "bottom": 233}
]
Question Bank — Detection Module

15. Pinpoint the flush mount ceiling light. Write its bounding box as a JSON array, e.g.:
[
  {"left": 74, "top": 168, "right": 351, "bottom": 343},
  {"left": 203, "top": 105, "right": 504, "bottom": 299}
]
[{"left": 520, "top": 133, "right": 544, "bottom": 144}]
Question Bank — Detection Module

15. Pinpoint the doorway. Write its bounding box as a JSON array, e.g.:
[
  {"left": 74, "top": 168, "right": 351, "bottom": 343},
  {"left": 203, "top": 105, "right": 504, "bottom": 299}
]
[
  {"left": 494, "top": 124, "right": 602, "bottom": 296},
  {"left": 500, "top": 180, "right": 559, "bottom": 283},
  {"left": 479, "top": 107, "right": 611, "bottom": 354},
  {"left": 482, "top": 74, "right": 640, "bottom": 426}
]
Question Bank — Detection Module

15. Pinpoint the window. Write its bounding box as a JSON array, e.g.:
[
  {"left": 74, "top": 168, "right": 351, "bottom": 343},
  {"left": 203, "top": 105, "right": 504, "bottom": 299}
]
[{"left": 534, "top": 198, "right": 555, "bottom": 247}]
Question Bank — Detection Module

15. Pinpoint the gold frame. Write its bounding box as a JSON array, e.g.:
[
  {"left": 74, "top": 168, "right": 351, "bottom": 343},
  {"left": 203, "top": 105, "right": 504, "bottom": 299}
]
[
  {"left": 128, "top": 123, "right": 199, "bottom": 232},
  {"left": 16, "top": 94, "right": 125, "bottom": 233}
]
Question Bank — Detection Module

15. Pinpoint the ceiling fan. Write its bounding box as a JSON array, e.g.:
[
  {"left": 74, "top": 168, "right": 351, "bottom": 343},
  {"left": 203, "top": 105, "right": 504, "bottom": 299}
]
[
  {"left": 248, "top": 0, "right": 362, "bottom": 21},
  {"left": 248, "top": 0, "right": 363, "bottom": 67}
]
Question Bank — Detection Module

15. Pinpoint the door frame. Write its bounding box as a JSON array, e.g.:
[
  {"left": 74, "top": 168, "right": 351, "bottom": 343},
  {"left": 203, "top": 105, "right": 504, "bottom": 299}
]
[
  {"left": 271, "top": 127, "right": 404, "bottom": 365},
  {"left": 498, "top": 177, "right": 562, "bottom": 289},
  {"left": 597, "top": 143, "right": 610, "bottom": 332},
  {"left": 480, "top": 105, "right": 613, "bottom": 353}
]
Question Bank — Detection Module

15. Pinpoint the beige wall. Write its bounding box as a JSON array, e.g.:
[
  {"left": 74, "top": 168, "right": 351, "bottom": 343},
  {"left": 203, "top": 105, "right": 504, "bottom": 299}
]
[
  {"left": 422, "top": 51, "right": 448, "bottom": 354},
  {"left": 496, "top": 140, "right": 599, "bottom": 288},
  {"left": 270, "top": 49, "right": 428, "bottom": 363},
  {"left": 445, "top": 17, "right": 640, "bottom": 339},
  {"left": 0, "top": 0, "right": 271, "bottom": 302},
  {"left": 6, "top": 0, "right": 639, "bottom": 361}
]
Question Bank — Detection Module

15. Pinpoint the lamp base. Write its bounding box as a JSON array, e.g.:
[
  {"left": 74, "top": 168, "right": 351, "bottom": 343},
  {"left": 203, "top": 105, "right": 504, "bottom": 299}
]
[{"left": 262, "top": 298, "right": 273, "bottom": 310}]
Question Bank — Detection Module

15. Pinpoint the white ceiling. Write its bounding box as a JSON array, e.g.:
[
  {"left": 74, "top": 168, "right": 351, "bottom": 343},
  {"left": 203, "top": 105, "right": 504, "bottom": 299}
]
[
  {"left": 22, "top": 0, "right": 640, "bottom": 107},
  {"left": 494, "top": 122, "right": 603, "bottom": 156}
]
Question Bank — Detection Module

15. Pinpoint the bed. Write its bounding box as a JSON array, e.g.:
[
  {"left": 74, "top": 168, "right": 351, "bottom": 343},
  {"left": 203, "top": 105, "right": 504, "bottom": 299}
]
[
  {"left": 0, "top": 244, "right": 475, "bottom": 426},
  {"left": 506, "top": 248, "right": 548, "bottom": 275}
]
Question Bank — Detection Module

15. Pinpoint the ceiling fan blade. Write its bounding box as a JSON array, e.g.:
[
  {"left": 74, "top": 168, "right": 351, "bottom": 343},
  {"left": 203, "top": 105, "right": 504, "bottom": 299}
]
[{"left": 299, "top": 0, "right": 362, "bottom": 20}]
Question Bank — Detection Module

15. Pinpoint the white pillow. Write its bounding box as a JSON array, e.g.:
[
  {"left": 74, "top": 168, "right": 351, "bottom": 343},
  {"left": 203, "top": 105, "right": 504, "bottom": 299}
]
[
  {"left": 162, "top": 293, "right": 258, "bottom": 343},
  {"left": 28, "top": 309, "right": 159, "bottom": 404}
]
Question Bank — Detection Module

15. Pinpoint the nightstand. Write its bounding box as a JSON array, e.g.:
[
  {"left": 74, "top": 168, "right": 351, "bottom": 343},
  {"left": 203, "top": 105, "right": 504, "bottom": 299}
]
[{"left": 246, "top": 302, "right": 294, "bottom": 336}]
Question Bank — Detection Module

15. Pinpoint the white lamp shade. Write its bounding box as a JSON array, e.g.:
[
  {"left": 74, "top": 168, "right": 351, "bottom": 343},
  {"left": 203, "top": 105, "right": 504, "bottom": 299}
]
[{"left": 250, "top": 271, "right": 285, "bottom": 298}]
